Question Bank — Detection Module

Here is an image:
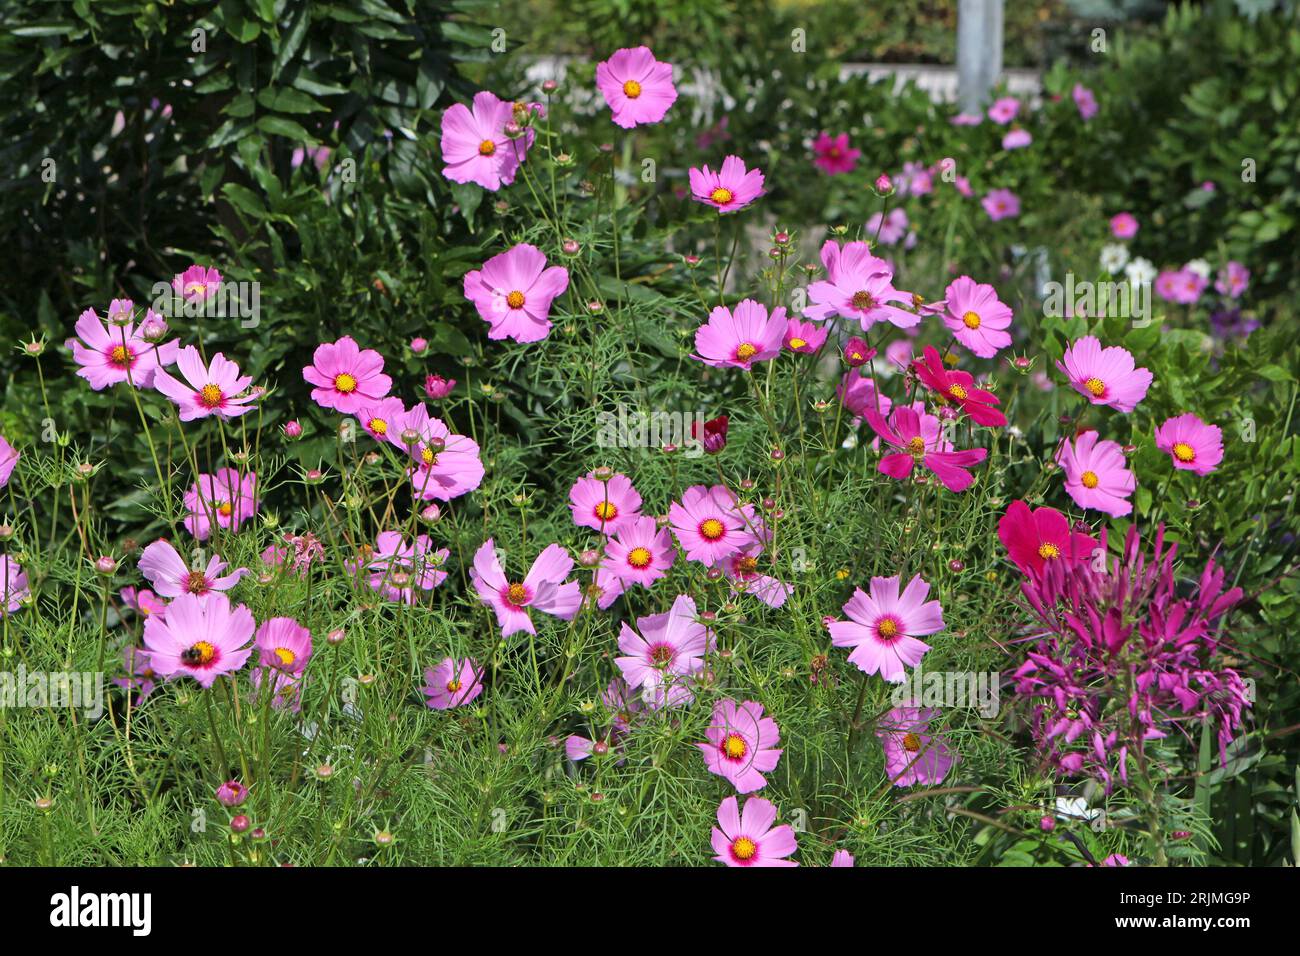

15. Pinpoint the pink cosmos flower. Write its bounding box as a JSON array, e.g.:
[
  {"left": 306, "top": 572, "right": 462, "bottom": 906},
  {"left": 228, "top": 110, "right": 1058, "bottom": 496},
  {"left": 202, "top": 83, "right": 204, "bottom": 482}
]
[
  {"left": 365, "top": 531, "right": 449, "bottom": 604},
  {"left": 1171, "top": 267, "right": 1208, "bottom": 304},
  {"left": 998, "top": 500, "right": 1099, "bottom": 578},
  {"left": 1055, "top": 431, "right": 1136, "bottom": 517},
  {"left": 1072, "top": 84, "right": 1098, "bottom": 121},
  {"left": 804, "top": 240, "right": 919, "bottom": 329},
  {"left": 68, "top": 307, "right": 178, "bottom": 390},
  {"left": 1, "top": 556, "right": 29, "bottom": 615},
  {"left": 719, "top": 543, "right": 791, "bottom": 609},
  {"left": 698, "top": 698, "right": 782, "bottom": 793},
  {"left": 614, "top": 593, "right": 712, "bottom": 703},
  {"left": 216, "top": 780, "right": 249, "bottom": 807},
  {"left": 831, "top": 850, "right": 855, "bottom": 867},
  {"left": 913, "top": 346, "right": 1006, "bottom": 427},
  {"left": 183, "top": 469, "right": 258, "bottom": 540},
  {"left": 424, "top": 373, "right": 456, "bottom": 400},
  {"left": 942, "top": 276, "right": 1013, "bottom": 358},
  {"left": 951, "top": 112, "right": 983, "bottom": 126},
  {"left": 692, "top": 299, "right": 786, "bottom": 369},
  {"left": 391, "top": 403, "right": 485, "bottom": 502},
  {"left": 0, "top": 435, "right": 19, "bottom": 490},
  {"left": 440, "top": 90, "right": 533, "bottom": 191},
  {"left": 1154, "top": 270, "right": 1182, "bottom": 302},
  {"left": 668, "top": 484, "right": 755, "bottom": 564},
  {"left": 982, "top": 188, "right": 1020, "bottom": 221},
  {"left": 302, "top": 336, "right": 392, "bottom": 414},
  {"left": 119, "top": 586, "right": 168, "bottom": 621},
  {"left": 1057, "top": 336, "right": 1152, "bottom": 412},
  {"left": 1109, "top": 212, "right": 1138, "bottom": 239},
  {"left": 471, "top": 539, "right": 581, "bottom": 638},
  {"left": 783, "top": 317, "right": 828, "bottom": 353},
  {"left": 463, "top": 243, "right": 570, "bottom": 343},
  {"left": 356, "top": 397, "right": 407, "bottom": 443},
  {"left": 595, "top": 46, "right": 677, "bottom": 128},
  {"left": 876, "top": 705, "right": 957, "bottom": 786},
  {"left": 689, "top": 155, "right": 765, "bottom": 213},
  {"left": 988, "top": 97, "right": 1020, "bottom": 124},
  {"left": 261, "top": 533, "right": 324, "bottom": 578},
  {"left": 865, "top": 403, "right": 988, "bottom": 493},
  {"left": 113, "top": 646, "right": 157, "bottom": 702},
  {"left": 1155, "top": 413, "right": 1223, "bottom": 476},
  {"left": 139, "top": 539, "right": 248, "bottom": 600},
  {"left": 251, "top": 616, "right": 312, "bottom": 710},
  {"left": 837, "top": 371, "right": 892, "bottom": 420},
  {"left": 866, "top": 207, "right": 909, "bottom": 246},
  {"left": 422, "top": 658, "right": 484, "bottom": 710},
  {"left": 1215, "top": 261, "right": 1249, "bottom": 298},
  {"left": 173, "top": 265, "right": 221, "bottom": 302},
  {"left": 711, "top": 795, "right": 798, "bottom": 867},
  {"left": 604, "top": 515, "right": 676, "bottom": 589},
  {"left": 828, "top": 574, "right": 944, "bottom": 682},
  {"left": 142, "top": 591, "right": 254, "bottom": 688},
  {"left": 1002, "top": 128, "right": 1032, "bottom": 150},
  {"left": 153, "top": 346, "right": 257, "bottom": 421},
  {"left": 812, "top": 131, "right": 860, "bottom": 175},
  {"left": 569, "top": 471, "right": 642, "bottom": 534}
]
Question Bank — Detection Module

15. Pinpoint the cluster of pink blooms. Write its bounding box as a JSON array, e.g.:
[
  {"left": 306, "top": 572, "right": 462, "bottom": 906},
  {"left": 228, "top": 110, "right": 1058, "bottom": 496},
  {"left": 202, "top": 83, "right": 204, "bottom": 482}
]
[{"left": 1154, "top": 260, "right": 1249, "bottom": 305}]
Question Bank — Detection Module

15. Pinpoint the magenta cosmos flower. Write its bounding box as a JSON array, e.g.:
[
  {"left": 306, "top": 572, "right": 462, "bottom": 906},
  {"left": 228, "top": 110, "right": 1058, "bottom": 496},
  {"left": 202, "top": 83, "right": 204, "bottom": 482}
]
[
  {"left": 1002, "top": 128, "right": 1032, "bottom": 150},
  {"left": 615, "top": 594, "right": 712, "bottom": 705},
  {"left": 812, "top": 132, "right": 860, "bottom": 175},
  {"left": 302, "top": 336, "right": 392, "bottom": 414},
  {"left": 0, "top": 434, "right": 19, "bottom": 490},
  {"left": 69, "top": 306, "right": 178, "bottom": 390},
  {"left": 173, "top": 265, "right": 221, "bottom": 302},
  {"left": 668, "top": 484, "right": 755, "bottom": 564},
  {"left": 783, "top": 317, "right": 828, "bottom": 354},
  {"left": 1057, "top": 336, "right": 1152, "bottom": 412},
  {"left": 804, "top": 240, "right": 919, "bottom": 330},
  {"left": 152, "top": 346, "right": 257, "bottom": 421},
  {"left": 692, "top": 299, "right": 786, "bottom": 369},
  {"left": 471, "top": 539, "right": 581, "bottom": 638},
  {"left": 1155, "top": 413, "right": 1223, "bottom": 476},
  {"left": 142, "top": 591, "right": 254, "bottom": 688},
  {"left": 391, "top": 403, "right": 484, "bottom": 502},
  {"left": 0, "top": 556, "right": 29, "bottom": 615},
  {"left": 365, "top": 531, "right": 449, "bottom": 603},
  {"left": 1109, "top": 212, "right": 1138, "bottom": 239},
  {"left": 711, "top": 795, "right": 798, "bottom": 867},
  {"left": 139, "top": 539, "right": 248, "bottom": 600},
  {"left": 828, "top": 574, "right": 944, "bottom": 682},
  {"left": 570, "top": 471, "right": 642, "bottom": 535},
  {"left": 463, "top": 243, "right": 570, "bottom": 343},
  {"left": 604, "top": 515, "right": 676, "bottom": 589},
  {"left": 1055, "top": 431, "right": 1136, "bottom": 518},
  {"left": 689, "top": 155, "right": 764, "bottom": 213},
  {"left": 440, "top": 90, "right": 533, "bottom": 191},
  {"left": 838, "top": 371, "right": 891, "bottom": 420},
  {"left": 698, "top": 698, "right": 782, "bottom": 794},
  {"left": 982, "top": 188, "right": 1020, "bottom": 221},
  {"left": 987, "top": 97, "right": 1020, "bottom": 124},
  {"left": 865, "top": 403, "right": 988, "bottom": 493},
  {"left": 876, "top": 705, "right": 957, "bottom": 787},
  {"left": 595, "top": 46, "right": 677, "bottom": 128},
  {"left": 997, "top": 500, "right": 1098, "bottom": 578},
  {"left": 942, "top": 276, "right": 1013, "bottom": 358},
  {"left": 422, "top": 658, "right": 484, "bottom": 710},
  {"left": 183, "top": 469, "right": 258, "bottom": 540}
]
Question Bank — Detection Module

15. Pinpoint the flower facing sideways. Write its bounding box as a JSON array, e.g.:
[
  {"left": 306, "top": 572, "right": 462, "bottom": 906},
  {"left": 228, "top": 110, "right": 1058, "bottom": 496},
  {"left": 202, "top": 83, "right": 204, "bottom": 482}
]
[
  {"left": 153, "top": 346, "right": 258, "bottom": 421},
  {"left": 865, "top": 403, "right": 988, "bottom": 493},
  {"left": 803, "top": 239, "right": 919, "bottom": 330},
  {"left": 139, "top": 539, "right": 248, "bottom": 600},
  {"left": 876, "top": 705, "right": 957, "bottom": 787},
  {"left": 68, "top": 306, "right": 178, "bottom": 390},
  {"left": 440, "top": 90, "right": 534, "bottom": 191}
]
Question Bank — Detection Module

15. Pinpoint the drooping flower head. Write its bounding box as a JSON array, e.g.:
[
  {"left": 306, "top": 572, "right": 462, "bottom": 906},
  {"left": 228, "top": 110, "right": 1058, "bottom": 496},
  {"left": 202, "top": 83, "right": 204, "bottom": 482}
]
[
  {"left": 153, "top": 347, "right": 257, "bottom": 421},
  {"left": 689, "top": 155, "right": 765, "bottom": 213},
  {"left": 68, "top": 306, "right": 178, "bottom": 390},
  {"left": 710, "top": 795, "right": 798, "bottom": 867},
  {"left": 998, "top": 500, "right": 1099, "bottom": 578},
  {"left": 471, "top": 539, "right": 581, "bottom": 638},
  {"left": 422, "top": 658, "right": 484, "bottom": 710},
  {"left": 1055, "top": 431, "right": 1136, "bottom": 517},
  {"left": 138, "top": 539, "right": 248, "bottom": 600},
  {"left": 603, "top": 515, "right": 676, "bottom": 589},
  {"left": 302, "top": 336, "right": 392, "bottom": 414},
  {"left": 698, "top": 698, "right": 782, "bottom": 793},
  {"left": 828, "top": 574, "right": 944, "bottom": 682},
  {"left": 668, "top": 484, "right": 755, "bottom": 564},
  {"left": 803, "top": 240, "right": 919, "bottom": 330},
  {"left": 364, "top": 531, "right": 449, "bottom": 604},
  {"left": 595, "top": 46, "right": 678, "bottom": 128},
  {"left": 1057, "top": 336, "right": 1152, "bottom": 412},
  {"left": 614, "top": 593, "right": 712, "bottom": 704},
  {"left": 942, "top": 276, "right": 1013, "bottom": 358},
  {"left": 692, "top": 299, "right": 786, "bottom": 369},
  {"left": 913, "top": 346, "right": 1007, "bottom": 427},
  {"left": 876, "top": 705, "right": 957, "bottom": 786},
  {"left": 1155, "top": 413, "right": 1223, "bottom": 476},
  {"left": 463, "top": 243, "right": 570, "bottom": 344},
  {"left": 569, "top": 471, "right": 642, "bottom": 535},
  {"left": 440, "top": 91, "right": 534, "bottom": 191},
  {"left": 142, "top": 591, "right": 255, "bottom": 688},
  {"left": 183, "top": 469, "right": 258, "bottom": 540},
  {"left": 391, "top": 403, "right": 485, "bottom": 502},
  {"left": 812, "top": 131, "right": 860, "bottom": 175}
]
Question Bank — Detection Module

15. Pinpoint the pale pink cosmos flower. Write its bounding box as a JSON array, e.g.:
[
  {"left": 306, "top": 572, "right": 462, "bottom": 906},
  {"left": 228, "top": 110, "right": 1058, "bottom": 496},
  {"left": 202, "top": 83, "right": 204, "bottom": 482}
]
[
  {"left": 142, "top": 591, "right": 254, "bottom": 688},
  {"left": 689, "top": 155, "right": 765, "bottom": 213},
  {"left": 1055, "top": 431, "right": 1136, "bottom": 518},
  {"left": 668, "top": 484, "right": 755, "bottom": 564},
  {"left": 876, "top": 704, "right": 957, "bottom": 786},
  {"left": 1155, "top": 413, "right": 1223, "bottom": 475},
  {"left": 720, "top": 543, "right": 792, "bottom": 609},
  {"left": 1215, "top": 261, "right": 1249, "bottom": 298},
  {"left": 812, "top": 131, "right": 860, "bottom": 175},
  {"left": 356, "top": 397, "right": 407, "bottom": 443},
  {"left": 692, "top": 299, "right": 786, "bottom": 369},
  {"left": 604, "top": 515, "right": 676, "bottom": 589},
  {"left": 183, "top": 469, "right": 258, "bottom": 540},
  {"left": 595, "top": 46, "right": 678, "bottom": 128},
  {"left": 153, "top": 346, "right": 257, "bottom": 421},
  {"left": 783, "top": 317, "right": 828, "bottom": 353},
  {"left": 119, "top": 586, "right": 167, "bottom": 622},
  {"left": 471, "top": 539, "right": 581, "bottom": 638},
  {"left": 365, "top": 531, "right": 449, "bottom": 604},
  {"left": 391, "top": 403, "right": 484, "bottom": 502},
  {"left": 139, "top": 539, "right": 248, "bottom": 601},
  {"left": 440, "top": 91, "right": 533, "bottom": 191},
  {"left": 831, "top": 850, "right": 855, "bottom": 867},
  {"left": 172, "top": 265, "right": 221, "bottom": 302},
  {"left": 1109, "top": 212, "right": 1138, "bottom": 239},
  {"left": 1073, "top": 83, "right": 1099, "bottom": 121},
  {"left": 837, "top": 371, "right": 892, "bottom": 421},
  {"left": 1057, "top": 336, "right": 1152, "bottom": 412},
  {"left": 1154, "top": 270, "right": 1181, "bottom": 302},
  {"left": 463, "top": 243, "right": 570, "bottom": 343},
  {"left": 866, "top": 207, "right": 909, "bottom": 245},
  {"left": 828, "top": 573, "right": 945, "bottom": 682},
  {"left": 0, "top": 434, "right": 19, "bottom": 490},
  {"left": 0, "top": 556, "right": 29, "bottom": 615},
  {"left": 987, "top": 97, "right": 1020, "bottom": 124},
  {"left": 302, "top": 336, "right": 392, "bottom": 414},
  {"left": 569, "top": 471, "right": 642, "bottom": 534},
  {"left": 698, "top": 698, "right": 782, "bottom": 793},
  {"left": 1002, "top": 128, "right": 1032, "bottom": 150},
  {"left": 804, "top": 239, "right": 919, "bottom": 330},
  {"left": 68, "top": 307, "right": 179, "bottom": 390},
  {"left": 943, "top": 275, "right": 1013, "bottom": 358},
  {"left": 865, "top": 403, "right": 988, "bottom": 493},
  {"left": 982, "top": 188, "right": 1020, "bottom": 221},
  {"left": 711, "top": 795, "right": 798, "bottom": 867},
  {"left": 422, "top": 658, "right": 484, "bottom": 710},
  {"left": 614, "top": 593, "right": 712, "bottom": 705},
  {"left": 1171, "top": 267, "right": 1208, "bottom": 304}
]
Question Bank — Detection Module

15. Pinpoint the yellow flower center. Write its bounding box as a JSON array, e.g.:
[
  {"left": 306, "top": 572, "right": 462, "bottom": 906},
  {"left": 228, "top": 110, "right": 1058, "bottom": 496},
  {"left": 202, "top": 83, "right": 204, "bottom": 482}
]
[
  {"left": 421, "top": 446, "right": 438, "bottom": 466},
  {"left": 446, "top": 678, "right": 462, "bottom": 693},
  {"left": 949, "top": 383, "right": 968, "bottom": 400},
  {"left": 199, "top": 384, "right": 223, "bottom": 408},
  {"left": 852, "top": 290, "right": 876, "bottom": 310},
  {"left": 735, "top": 342, "right": 758, "bottom": 361},
  {"left": 699, "top": 518, "right": 725, "bottom": 541},
  {"left": 1084, "top": 377, "right": 1106, "bottom": 397},
  {"left": 622, "top": 79, "right": 642, "bottom": 98},
  {"left": 877, "top": 617, "right": 899, "bottom": 639},
  {"left": 274, "top": 647, "right": 296, "bottom": 667},
  {"left": 110, "top": 344, "right": 130, "bottom": 365},
  {"left": 594, "top": 501, "right": 617, "bottom": 521},
  {"left": 789, "top": 337, "right": 807, "bottom": 349},
  {"left": 962, "top": 310, "right": 981, "bottom": 329},
  {"left": 709, "top": 187, "right": 734, "bottom": 205},
  {"left": 1172, "top": 442, "right": 1195, "bottom": 463},
  {"left": 188, "top": 641, "right": 216, "bottom": 666},
  {"left": 723, "top": 734, "right": 747, "bottom": 759},
  {"left": 1081, "top": 470, "right": 1100, "bottom": 489},
  {"left": 507, "top": 583, "right": 528, "bottom": 606},
  {"left": 369, "top": 417, "right": 388, "bottom": 435},
  {"left": 627, "top": 546, "right": 652, "bottom": 569},
  {"left": 1038, "top": 542, "right": 1061, "bottom": 560},
  {"left": 506, "top": 290, "right": 526, "bottom": 309},
  {"left": 731, "top": 836, "right": 757, "bottom": 861},
  {"left": 218, "top": 501, "right": 233, "bottom": 517},
  {"left": 478, "top": 139, "right": 496, "bottom": 156},
  {"left": 902, "top": 732, "right": 922, "bottom": 752},
  {"left": 737, "top": 556, "right": 758, "bottom": 575},
  {"left": 334, "top": 373, "right": 358, "bottom": 394},
  {"left": 907, "top": 435, "right": 926, "bottom": 456}
]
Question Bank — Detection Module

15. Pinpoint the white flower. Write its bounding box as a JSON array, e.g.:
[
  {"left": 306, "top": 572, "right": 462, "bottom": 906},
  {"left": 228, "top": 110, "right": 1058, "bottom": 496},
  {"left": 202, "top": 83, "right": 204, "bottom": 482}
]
[
  {"left": 1055, "top": 796, "right": 1103, "bottom": 823},
  {"left": 1099, "top": 243, "right": 1129, "bottom": 273},
  {"left": 1185, "top": 258, "right": 1211, "bottom": 279},
  {"left": 1125, "top": 256, "right": 1156, "bottom": 286}
]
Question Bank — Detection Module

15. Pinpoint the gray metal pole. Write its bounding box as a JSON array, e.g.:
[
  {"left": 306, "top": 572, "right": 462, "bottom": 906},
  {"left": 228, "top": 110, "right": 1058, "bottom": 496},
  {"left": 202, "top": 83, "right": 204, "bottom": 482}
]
[{"left": 957, "top": 0, "right": 1004, "bottom": 114}]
